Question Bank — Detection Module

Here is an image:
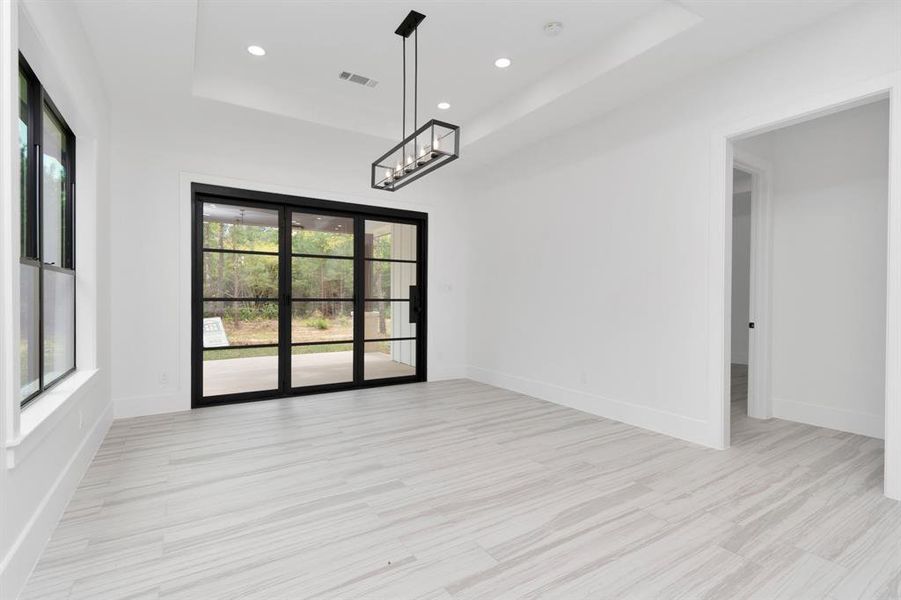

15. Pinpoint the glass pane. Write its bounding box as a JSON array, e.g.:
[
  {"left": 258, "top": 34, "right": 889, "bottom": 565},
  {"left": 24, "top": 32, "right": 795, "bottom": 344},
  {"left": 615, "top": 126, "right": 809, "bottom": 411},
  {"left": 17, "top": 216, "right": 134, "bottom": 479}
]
[
  {"left": 19, "top": 72, "right": 29, "bottom": 258},
  {"left": 292, "top": 343, "right": 353, "bottom": 387},
  {"left": 292, "top": 257, "right": 353, "bottom": 299},
  {"left": 20, "top": 263, "right": 39, "bottom": 400},
  {"left": 364, "top": 339, "right": 416, "bottom": 380},
  {"left": 364, "top": 301, "right": 415, "bottom": 340},
  {"left": 202, "top": 203, "right": 279, "bottom": 252},
  {"left": 43, "top": 269, "right": 74, "bottom": 385},
  {"left": 365, "top": 260, "right": 416, "bottom": 299},
  {"left": 365, "top": 221, "right": 416, "bottom": 260},
  {"left": 203, "top": 252, "right": 278, "bottom": 298},
  {"left": 291, "top": 212, "right": 353, "bottom": 256},
  {"left": 203, "top": 346, "right": 278, "bottom": 396},
  {"left": 203, "top": 301, "right": 278, "bottom": 347},
  {"left": 42, "top": 107, "right": 68, "bottom": 267},
  {"left": 292, "top": 301, "right": 354, "bottom": 343}
]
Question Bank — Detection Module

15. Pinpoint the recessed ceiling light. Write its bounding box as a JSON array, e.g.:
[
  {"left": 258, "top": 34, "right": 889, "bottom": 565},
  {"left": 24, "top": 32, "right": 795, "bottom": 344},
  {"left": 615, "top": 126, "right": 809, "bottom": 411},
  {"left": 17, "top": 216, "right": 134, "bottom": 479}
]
[
  {"left": 247, "top": 45, "right": 266, "bottom": 57},
  {"left": 494, "top": 57, "right": 511, "bottom": 69},
  {"left": 437, "top": 102, "right": 451, "bottom": 110},
  {"left": 544, "top": 21, "right": 564, "bottom": 37}
]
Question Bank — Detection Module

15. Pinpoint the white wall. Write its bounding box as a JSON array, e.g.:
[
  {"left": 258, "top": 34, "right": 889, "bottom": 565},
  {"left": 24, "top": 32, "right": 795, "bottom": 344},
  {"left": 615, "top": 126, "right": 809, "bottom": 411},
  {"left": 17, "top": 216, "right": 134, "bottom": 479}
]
[
  {"left": 0, "top": 1, "right": 112, "bottom": 598},
  {"left": 109, "top": 96, "right": 469, "bottom": 418},
  {"left": 736, "top": 100, "right": 889, "bottom": 438},
  {"left": 461, "top": 1, "right": 900, "bottom": 446},
  {"left": 731, "top": 187, "right": 752, "bottom": 365}
]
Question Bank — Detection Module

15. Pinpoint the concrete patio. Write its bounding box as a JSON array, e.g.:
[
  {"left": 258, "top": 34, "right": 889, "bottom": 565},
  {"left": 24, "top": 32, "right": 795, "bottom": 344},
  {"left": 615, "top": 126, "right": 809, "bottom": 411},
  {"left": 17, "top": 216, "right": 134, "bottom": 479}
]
[{"left": 202, "top": 350, "right": 415, "bottom": 396}]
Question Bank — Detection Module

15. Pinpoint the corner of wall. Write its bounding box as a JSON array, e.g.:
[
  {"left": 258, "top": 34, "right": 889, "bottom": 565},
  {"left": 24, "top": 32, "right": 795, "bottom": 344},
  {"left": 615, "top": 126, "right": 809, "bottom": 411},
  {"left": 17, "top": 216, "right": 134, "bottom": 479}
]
[
  {"left": 464, "top": 365, "right": 715, "bottom": 448},
  {"left": 0, "top": 400, "right": 112, "bottom": 599}
]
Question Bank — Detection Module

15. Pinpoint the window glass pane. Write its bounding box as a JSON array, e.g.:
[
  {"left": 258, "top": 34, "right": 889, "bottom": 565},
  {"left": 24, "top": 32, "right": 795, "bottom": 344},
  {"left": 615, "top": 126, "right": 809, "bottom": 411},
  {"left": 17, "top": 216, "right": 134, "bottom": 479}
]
[
  {"left": 292, "top": 257, "right": 353, "bottom": 299},
  {"left": 202, "top": 203, "right": 278, "bottom": 252},
  {"left": 364, "top": 260, "right": 416, "bottom": 299},
  {"left": 364, "top": 339, "right": 416, "bottom": 380},
  {"left": 20, "top": 263, "right": 39, "bottom": 400},
  {"left": 364, "top": 301, "right": 415, "bottom": 340},
  {"left": 292, "top": 343, "right": 353, "bottom": 387},
  {"left": 292, "top": 213, "right": 353, "bottom": 256},
  {"left": 292, "top": 301, "right": 354, "bottom": 343},
  {"left": 19, "top": 72, "right": 29, "bottom": 258},
  {"left": 42, "top": 106, "right": 68, "bottom": 267},
  {"left": 203, "top": 252, "right": 278, "bottom": 298},
  {"left": 203, "top": 346, "right": 278, "bottom": 396},
  {"left": 365, "top": 221, "right": 416, "bottom": 260},
  {"left": 203, "top": 301, "right": 279, "bottom": 347},
  {"left": 43, "top": 269, "right": 74, "bottom": 385}
]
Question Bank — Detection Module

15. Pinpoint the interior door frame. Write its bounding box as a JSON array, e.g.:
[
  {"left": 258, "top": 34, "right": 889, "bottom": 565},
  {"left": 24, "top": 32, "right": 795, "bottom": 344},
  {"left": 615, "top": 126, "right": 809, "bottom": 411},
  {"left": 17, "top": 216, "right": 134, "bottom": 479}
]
[
  {"left": 190, "top": 182, "right": 428, "bottom": 408},
  {"left": 708, "top": 72, "right": 901, "bottom": 500},
  {"left": 733, "top": 150, "right": 774, "bottom": 421}
]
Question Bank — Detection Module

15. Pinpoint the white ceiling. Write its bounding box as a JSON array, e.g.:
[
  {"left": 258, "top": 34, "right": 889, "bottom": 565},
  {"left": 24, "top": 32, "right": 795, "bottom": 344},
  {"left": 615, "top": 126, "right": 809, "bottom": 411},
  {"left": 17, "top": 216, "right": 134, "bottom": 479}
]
[
  {"left": 192, "top": 1, "right": 668, "bottom": 141},
  {"left": 74, "top": 0, "right": 860, "bottom": 163}
]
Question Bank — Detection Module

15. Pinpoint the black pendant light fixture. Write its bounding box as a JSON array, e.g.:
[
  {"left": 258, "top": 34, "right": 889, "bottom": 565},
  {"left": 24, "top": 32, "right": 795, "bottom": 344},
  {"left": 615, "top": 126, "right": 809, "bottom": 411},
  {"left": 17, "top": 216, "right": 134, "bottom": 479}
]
[{"left": 371, "top": 10, "right": 460, "bottom": 191}]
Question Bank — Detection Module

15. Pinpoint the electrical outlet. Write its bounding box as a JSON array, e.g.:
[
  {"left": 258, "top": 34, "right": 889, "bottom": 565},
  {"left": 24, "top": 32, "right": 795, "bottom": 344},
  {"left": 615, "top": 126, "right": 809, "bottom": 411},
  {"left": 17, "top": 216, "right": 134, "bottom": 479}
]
[{"left": 159, "top": 372, "right": 169, "bottom": 385}]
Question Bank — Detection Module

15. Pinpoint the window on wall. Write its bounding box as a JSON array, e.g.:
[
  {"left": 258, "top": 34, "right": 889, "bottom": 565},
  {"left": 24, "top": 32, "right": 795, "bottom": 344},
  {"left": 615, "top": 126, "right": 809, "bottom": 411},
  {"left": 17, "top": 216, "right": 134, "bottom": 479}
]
[{"left": 19, "top": 55, "right": 76, "bottom": 407}]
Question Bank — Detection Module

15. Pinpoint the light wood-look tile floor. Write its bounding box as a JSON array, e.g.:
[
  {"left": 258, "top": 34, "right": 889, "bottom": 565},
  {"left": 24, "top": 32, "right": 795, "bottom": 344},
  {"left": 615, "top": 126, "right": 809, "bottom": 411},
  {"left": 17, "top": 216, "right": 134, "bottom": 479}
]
[{"left": 21, "top": 374, "right": 901, "bottom": 599}]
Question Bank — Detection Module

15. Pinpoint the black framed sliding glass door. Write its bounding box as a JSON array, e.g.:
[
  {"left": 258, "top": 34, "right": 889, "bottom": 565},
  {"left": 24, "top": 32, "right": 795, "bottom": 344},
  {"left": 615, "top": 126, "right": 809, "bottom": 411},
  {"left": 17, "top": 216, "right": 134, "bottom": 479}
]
[
  {"left": 192, "top": 184, "right": 427, "bottom": 407},
  {"left": 198, "top": 201, "right": 281, "bottom": 399},
  {"left": 363, "top": 220, "right": 420, "bottom": 381},
  {"left": 290, "top": 211, "right": 355, "bottom": 387}
]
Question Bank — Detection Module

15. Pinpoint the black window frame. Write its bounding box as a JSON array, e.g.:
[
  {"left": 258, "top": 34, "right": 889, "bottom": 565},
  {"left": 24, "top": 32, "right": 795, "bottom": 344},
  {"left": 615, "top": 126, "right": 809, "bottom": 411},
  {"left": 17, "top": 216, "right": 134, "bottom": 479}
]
[
  {"left": 191, "top": 183, "right": 428, "bottom": 409},
  {"left": 19, "top": 53, "right": 77, "bottom": 408}
]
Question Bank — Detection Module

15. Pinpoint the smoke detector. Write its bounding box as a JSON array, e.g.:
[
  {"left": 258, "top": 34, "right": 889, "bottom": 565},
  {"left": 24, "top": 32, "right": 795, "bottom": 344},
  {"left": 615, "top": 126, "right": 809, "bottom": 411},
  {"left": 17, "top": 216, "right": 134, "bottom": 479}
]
[
  {"left": 543, "top": 21, "right": 564, "bottom": 37},
  {"left": 338, "top": 71, "right": 379, "bottom": 88}
]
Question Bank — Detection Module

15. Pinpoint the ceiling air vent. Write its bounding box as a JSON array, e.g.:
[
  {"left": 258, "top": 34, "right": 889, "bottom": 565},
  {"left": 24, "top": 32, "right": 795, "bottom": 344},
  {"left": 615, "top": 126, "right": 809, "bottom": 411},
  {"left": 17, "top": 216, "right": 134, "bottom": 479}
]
[{"left": 339, "top": 71, "right": 378, "bottom": 88}]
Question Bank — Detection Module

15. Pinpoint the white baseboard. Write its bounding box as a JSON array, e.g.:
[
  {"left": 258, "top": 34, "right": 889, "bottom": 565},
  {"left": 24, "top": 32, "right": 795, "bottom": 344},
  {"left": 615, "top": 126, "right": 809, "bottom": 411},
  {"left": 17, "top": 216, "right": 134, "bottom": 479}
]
[
  {"left": 0, "top": 401, "right": 112, "bottom": 600},
  {"left": 428, "top": 364, "right": 468, "bottom": 381},
  {"left": 465, "top": 366, "right": 714, "bottom": 448},
  {"left": 773, "top": 397, "right": 883, "bottom": 439},
  {"left": 114, "top": 391, "right": 189, "bottom": 419}
]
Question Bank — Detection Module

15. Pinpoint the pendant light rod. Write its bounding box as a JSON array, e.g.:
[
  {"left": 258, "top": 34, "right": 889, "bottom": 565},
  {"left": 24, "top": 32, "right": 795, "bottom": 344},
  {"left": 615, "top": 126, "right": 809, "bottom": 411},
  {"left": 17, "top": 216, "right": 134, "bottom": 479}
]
[
  {"left": 397, "top": 11, "right": 424, "bottom": 142},
  {"left": 414, "top": 27, "right": 418, "bottom": 134},
  {"left": 402, "top": 35, "right": 406, "bottom": 142}
]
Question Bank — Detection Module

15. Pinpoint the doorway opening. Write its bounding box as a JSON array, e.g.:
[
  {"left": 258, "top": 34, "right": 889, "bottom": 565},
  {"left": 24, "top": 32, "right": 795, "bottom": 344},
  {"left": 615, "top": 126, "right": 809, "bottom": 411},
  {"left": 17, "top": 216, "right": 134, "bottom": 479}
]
[
  {"left": 730, "top": 167, "right": 754, "bottom": 430},
  {"left": 191, "top": 184, "right": 428, "bottom": 408},
  {"left": 726, "top": 99, "right": 890, "bottom": 457}
]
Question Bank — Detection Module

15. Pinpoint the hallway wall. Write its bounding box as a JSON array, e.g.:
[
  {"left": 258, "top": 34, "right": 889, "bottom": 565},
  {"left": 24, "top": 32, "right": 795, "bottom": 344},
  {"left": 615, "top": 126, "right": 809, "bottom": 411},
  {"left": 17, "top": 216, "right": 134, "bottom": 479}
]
[{"left": 731, "top": 180, "right": 752, "bottom": 365}]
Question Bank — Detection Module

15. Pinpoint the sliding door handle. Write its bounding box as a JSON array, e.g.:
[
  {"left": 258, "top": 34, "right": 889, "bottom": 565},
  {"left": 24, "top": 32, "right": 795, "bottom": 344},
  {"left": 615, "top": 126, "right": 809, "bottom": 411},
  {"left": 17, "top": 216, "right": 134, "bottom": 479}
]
[{"left": 409, "top": 285, "right": 420, "bottom": 323}]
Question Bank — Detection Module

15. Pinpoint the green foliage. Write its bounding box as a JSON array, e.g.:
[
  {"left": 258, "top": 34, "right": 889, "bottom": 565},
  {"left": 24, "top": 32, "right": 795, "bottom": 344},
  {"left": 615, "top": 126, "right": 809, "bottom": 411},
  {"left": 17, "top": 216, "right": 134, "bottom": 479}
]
[
  {"left": 202, "top": 216, "right": 398, "bottom": 323},
  {"left": 304, "top": 316, "right": 330, "bottom": 330}
]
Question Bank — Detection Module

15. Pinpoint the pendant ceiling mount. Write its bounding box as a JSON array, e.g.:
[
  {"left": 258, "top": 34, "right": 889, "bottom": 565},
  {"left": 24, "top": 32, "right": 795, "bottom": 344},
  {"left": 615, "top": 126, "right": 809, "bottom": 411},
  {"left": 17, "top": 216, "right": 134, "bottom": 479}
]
[{"left": 372, "top": 10, "right": 460, "bottom": 191}]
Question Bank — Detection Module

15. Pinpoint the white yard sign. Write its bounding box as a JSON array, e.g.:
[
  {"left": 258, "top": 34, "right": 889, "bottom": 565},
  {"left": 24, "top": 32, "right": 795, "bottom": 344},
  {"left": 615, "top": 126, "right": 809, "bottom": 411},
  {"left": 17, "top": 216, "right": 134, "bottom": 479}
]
[{"left": 203, "top": 317, "right": 230, "bottom": 348}]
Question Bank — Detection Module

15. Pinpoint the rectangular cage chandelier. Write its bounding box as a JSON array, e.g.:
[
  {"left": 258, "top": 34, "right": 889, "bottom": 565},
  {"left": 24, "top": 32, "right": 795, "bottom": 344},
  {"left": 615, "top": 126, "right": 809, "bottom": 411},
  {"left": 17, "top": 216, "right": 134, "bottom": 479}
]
[{"left": 371, "top": 10, "right": 460, "bottom": 191}]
